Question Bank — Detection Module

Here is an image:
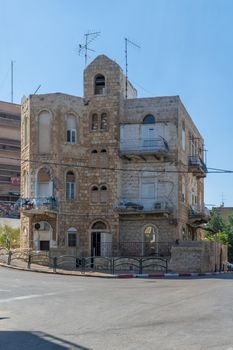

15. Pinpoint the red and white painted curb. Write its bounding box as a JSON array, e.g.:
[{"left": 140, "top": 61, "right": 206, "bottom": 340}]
[{"left": 116, "top": 271, "right": 228, "bottom": 279}]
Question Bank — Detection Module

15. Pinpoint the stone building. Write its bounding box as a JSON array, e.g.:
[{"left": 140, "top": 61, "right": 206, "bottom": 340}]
[
  {"left": 0, "top": 101, "right": 21, "bottom": 218},
  {"left": 20, "top": 55, "right": 209, "bottom": 257}
]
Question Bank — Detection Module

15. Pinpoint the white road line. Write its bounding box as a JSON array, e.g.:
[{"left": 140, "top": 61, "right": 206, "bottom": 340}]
[{"left": 0, "top": 292, "right": 57, "bottom": 303}]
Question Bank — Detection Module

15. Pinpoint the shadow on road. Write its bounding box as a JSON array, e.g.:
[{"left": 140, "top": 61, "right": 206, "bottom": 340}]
[{"left": 0, "top": 331, "right": 91, "bottom": 350}]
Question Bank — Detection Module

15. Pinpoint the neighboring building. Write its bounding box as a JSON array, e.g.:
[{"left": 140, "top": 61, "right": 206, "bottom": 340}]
[
  {"left": 20, "top": 55, "right": 209, "bottom": 256},
  {"left": 214, "top": 206, "right": 233, "bottom": 222},
  {"left": 0, "top": 101, "right": 21, "bottom": 218}
]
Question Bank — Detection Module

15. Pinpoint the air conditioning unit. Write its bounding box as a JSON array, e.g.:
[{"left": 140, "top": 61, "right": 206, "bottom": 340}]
[
  {"left": 154, "top": 202, "right": 162, "bottom": 209},
  {"left": 34, "top": 222, "right": 41, "bottom": 230}
]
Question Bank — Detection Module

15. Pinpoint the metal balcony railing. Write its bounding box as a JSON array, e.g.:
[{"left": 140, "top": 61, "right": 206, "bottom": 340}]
[
  {"left": 188, "top": 206, "right": 210, "bottom": 221},
  {"left": 188, "top": 156, "right": 207, "bottom": 173},
  {"left": 19, "top": 197, "right": 58, "bottom": 212},
  {"left": 120, "top": 137, "right": 169, "bottom": 154},
  {"left": 116, "top": 198, "right": 173, "bottom": 214}
]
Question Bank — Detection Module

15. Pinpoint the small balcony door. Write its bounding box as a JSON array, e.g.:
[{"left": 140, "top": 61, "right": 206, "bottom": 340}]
[{"left": 141, "top": 125, "right": 156, "bottom": 149}]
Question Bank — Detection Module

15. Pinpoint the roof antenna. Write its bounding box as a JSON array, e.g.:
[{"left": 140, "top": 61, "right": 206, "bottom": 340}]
[
  {"left": 125, "top": 38, "right": 140, "bottom": 99},
  {"left": 79, "top": 31, "right": 101, "bottom": 67},
  {"left": 11, "top": 60, "right": 15, "bottom": 103}
]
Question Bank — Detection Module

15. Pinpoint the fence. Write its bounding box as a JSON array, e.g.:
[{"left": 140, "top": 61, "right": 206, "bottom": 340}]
[{"left": 3, "top": 250, "right": 168, "bottom": 274}]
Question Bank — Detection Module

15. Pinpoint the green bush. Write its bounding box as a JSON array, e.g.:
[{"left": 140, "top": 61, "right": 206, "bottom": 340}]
[{"left": 0, "top": 225, "right": 20, "bottom": 250}]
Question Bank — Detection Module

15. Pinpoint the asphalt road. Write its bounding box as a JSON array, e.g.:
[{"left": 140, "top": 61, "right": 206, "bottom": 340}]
[{"left": 0, "top": 268, "right": 233, "bottom": 350}]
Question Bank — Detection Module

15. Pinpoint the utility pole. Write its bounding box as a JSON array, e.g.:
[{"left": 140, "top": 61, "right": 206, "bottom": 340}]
[{"left": 125, "top": 38, "right": 140, "bottom": 99}]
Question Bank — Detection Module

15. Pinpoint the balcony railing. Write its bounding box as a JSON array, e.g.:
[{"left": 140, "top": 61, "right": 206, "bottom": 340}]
[
  {"left": 188, "top": 206, "right": 210, "bottom": 223},
  {"left": 188, "top": 156, "right": 207, "bottom": 175},
  {"left": 119, "top": 137, "right": 169, "bottom": 156},
  {"left": 116, "top": 199, "right": 173, "bottom": 214},
  {"left": 19, "top": 197, "right": 58, "bottom": 213}
]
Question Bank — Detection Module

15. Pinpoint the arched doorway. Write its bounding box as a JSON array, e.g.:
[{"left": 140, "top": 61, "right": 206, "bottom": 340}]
[
  {"left": 90, "top": 221, "right": 112, "bottom": 257},
  {"left": 142, "top": 225, "right": 158, "bottom": 256},
  {"left": 33, "top": 221, "right": 53, "bottom": 251}
]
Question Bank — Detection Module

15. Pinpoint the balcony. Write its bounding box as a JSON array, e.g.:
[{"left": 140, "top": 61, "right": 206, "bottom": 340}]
[
  {"left": 119, "top": 137, "right": 169, "bottom": 159},
  {"left": 116, "top": 199, "right": 173, "bottom": 216},
  {"left": 188, "top": 206, "right": 210, "bottom": 224},
  {"left": 19, "top": 197, "right": 58, "bottom": 217},
  {"left": 188, "top": 156, "right": 207, "bottom": 178}
]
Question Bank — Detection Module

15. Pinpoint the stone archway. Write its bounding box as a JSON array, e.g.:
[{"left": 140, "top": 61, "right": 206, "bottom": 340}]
[
  {"left": 142, "top": 224, "right": 158, "bottom": 256},
  {"left": 90, "top": 220, "right": 112, "bottom": 257}
]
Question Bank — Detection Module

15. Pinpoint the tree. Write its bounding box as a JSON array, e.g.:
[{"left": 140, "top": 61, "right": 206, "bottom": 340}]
[
  {"left": 205, "top": 209, "right": 233, "bottom": 262},
  {"left": 0, "top": 225, "right": 20, "bottom": 250}
]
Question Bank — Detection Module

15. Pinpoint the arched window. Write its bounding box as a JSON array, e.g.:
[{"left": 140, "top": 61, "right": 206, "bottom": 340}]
[
  {"left": 66, "top": 171, "right": 75, "bottom": 200},
  {"left": 100, "top": 113, "right": 108, "bottom": 131},
  {"left": 92, "top": 221, "right": 107, "bottom": 230},
  {"left": 144, "top": 225, "right": 156, "bottom": 242},
  {"left": 100, "top": 149, "right": 108, "bottom": 167},
  {"left": 90, "top": 149, "right": 98, "bottom": 167},
  {"left": 143, "top": 115, "right": 155, "bottom": 124},
  {"left": 100, "top": 185, "right": 108, "bottom": 203},
  {"left": 37, "top": 167, "right": 53, "bottom": 197},
  {"left": 38, "top": 111, "right": 51, "bottom": 153},
  {"left": 67, "top": 115, "right": 76, "bottom": 144},
  {"left": 67, "top": 227, "right": 77, "bottom": 247},
  {"left": 143, "top": 225, "right": 158, "bottom": 256},
  {"left": 91, "top": 113, "right": 98, "bottom": 131},
  {"left": 94, "top": 74, "right": 105, "bottom": 95},
  {"left": 91, "top": 185, "right": 99, "bottom": 203}
]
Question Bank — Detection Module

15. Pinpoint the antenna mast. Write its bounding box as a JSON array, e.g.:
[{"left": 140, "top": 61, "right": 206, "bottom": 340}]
[
  {"left": 79, "top": 31, "right": 101, "bottom": 66},
  {"left": 125, "top": 38, "right": 140, "bottom": 99},
  {"left": 11, "top": 60, "right": 14, "bottom": 103}
]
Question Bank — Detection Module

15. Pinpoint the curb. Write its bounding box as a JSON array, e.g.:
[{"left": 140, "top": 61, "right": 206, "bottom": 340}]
[
  {"left": 115, "top": 272, "right": 227, "bottom": 279},
  {"left": 0, "top": 262, "right": 231, "bottom": 279}
]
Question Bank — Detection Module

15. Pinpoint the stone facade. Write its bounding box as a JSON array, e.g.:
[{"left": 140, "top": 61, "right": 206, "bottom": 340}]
[{"left": 20, "top": 55, "right": 209, "bottom": 258}]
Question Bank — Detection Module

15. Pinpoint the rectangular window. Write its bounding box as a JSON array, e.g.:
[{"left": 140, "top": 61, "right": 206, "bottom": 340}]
[
  {"left": 68, "top": 233, "right": 76, "bottom": 247},
  {"left": 67, "top": 129, "right": 76, "bottom": 144}
]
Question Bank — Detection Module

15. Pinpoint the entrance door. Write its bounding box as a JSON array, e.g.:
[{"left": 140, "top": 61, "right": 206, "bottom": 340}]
[
  {"left": 101, "top": 232, "right": 112, "bottom": 257},
  {"left": 40, "top": 240, "right": 50, "bottom": 251},
  {"left": 91, "top": 232, "right": 112, "bottom": 257},
  {"left": 91, "top": 232, "right": 101, "bottom": 256}
]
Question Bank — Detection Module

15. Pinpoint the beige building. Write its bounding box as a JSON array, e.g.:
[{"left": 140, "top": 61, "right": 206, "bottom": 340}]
[
  {"left": 0, "top": 101, "right": 21, "bottom": 218},
  {"left": 20, "top": 55, "right": 209, "bottom": 256}
]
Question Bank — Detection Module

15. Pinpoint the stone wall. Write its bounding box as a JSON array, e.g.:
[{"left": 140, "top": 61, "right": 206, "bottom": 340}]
[{"left": 169, "top": 241, "right": 228, "bottom": 273}]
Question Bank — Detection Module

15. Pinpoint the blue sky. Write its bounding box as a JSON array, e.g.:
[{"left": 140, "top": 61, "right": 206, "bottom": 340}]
[{"left": 0, "top": 0, "right": 233, "bottom": 207}]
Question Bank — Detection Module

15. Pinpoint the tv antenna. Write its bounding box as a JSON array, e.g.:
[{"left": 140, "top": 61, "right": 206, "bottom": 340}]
[
  {"left": 11, "top": 60, "right": 15, "bottom": 103},
  {"left": 125, "top": 38, "right": 140, "bottom": 99},
  {"left": 79, "top": 31, "right": 101, "bottom": 66}
]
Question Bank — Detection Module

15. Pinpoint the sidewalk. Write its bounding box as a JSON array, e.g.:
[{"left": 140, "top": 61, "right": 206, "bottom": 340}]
[{"left": 0, "top": 259, "right": 231, "bottom": 279}]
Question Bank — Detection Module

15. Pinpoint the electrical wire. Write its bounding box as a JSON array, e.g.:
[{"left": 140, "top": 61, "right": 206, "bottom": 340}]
[{"left": 0, "top": 154, "right": 231, "bottom": 174}]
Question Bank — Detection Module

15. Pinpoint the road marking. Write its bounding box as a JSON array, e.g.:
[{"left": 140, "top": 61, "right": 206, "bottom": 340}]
[
  {"left": 0, "top": 289, "right": 11, "bottom": 292},
  {"left": 0, "top": 292, "right": 57, "bottom": 303}
]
